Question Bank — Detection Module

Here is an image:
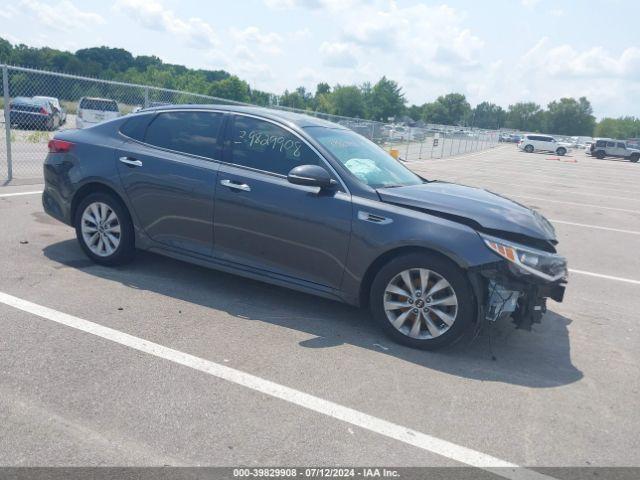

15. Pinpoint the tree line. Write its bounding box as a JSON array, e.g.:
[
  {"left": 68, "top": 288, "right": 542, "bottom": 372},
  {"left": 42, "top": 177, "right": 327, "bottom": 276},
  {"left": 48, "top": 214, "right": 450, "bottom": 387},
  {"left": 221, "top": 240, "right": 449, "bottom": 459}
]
[{"left": 0, "top": 38, "right": 636, "bottom": 138}]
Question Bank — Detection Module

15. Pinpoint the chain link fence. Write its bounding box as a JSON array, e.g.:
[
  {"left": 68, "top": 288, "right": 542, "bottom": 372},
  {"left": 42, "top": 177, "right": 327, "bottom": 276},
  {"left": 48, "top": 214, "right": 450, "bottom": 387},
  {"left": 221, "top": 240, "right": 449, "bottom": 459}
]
[{"left": 1, "top": 65, "right": 499, "bottom": 183}]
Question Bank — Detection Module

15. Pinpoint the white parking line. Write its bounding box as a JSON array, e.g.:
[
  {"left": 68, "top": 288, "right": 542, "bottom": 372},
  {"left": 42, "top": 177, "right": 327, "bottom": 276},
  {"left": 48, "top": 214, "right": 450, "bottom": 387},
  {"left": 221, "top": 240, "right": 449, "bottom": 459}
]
[
  {"left": 569, "top": 269, "right": 640, "bottom": 285},
  {"left": 0, "top": 190, "right": 43, "bottom": 198},
  {"left": 0, "top": 290, "right": 553, "bottom": 480},
  {"left": 550, "top": 220, "right": 640, "bottom": 235},
  {"left": 511, "top": 194, "right": 640, "bottom": 213},
  {"left": 440, "top": 178, "right": 640, "bottom": 203}
]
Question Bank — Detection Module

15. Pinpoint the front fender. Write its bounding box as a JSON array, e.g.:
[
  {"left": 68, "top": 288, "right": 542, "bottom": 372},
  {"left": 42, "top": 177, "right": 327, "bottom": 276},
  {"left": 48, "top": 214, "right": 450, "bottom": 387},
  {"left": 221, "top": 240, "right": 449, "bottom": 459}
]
[{"left": 340, "top": 196, "right": 500, "bottom": 305}]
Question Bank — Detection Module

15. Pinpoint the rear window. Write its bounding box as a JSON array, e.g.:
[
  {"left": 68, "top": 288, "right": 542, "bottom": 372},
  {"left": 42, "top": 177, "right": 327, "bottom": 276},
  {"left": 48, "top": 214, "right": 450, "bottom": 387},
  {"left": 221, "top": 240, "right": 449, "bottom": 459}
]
[
  {"left": 120, "top": 114, "right": 152, "bottom": 141},
  {"left": 79, "top": 99, "right": 119, "bottom": 112},
  {"left": 144, "top": 111, "right": 223, "bottom": 159}
]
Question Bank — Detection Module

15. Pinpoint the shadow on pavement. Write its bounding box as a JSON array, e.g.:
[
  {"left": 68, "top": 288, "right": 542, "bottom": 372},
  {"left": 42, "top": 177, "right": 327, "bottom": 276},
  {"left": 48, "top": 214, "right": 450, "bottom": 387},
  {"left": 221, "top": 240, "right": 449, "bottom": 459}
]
[{"left": 43, "top": 239, "right": 583, "bottom": 389}]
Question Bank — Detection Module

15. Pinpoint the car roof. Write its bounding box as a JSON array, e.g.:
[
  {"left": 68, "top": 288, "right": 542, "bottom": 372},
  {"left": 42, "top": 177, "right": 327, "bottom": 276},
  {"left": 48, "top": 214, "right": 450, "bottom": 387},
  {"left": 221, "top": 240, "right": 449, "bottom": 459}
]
[
  {"left": 140, "top": 104, "right": 348, "bottom": 129},
  {"left": 80, "top": 97, "right": 118, "bottom": 102}
]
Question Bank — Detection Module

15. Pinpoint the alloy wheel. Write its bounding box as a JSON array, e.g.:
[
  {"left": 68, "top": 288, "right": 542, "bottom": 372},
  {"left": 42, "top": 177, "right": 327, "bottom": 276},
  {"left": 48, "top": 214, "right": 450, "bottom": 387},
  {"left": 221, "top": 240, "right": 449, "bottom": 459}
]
[
  {"left": 80, "top": 202, "right": 121, "bottom": 257},
  {"left": 383, "top": 268, "right": 458, "bottom": 339}
]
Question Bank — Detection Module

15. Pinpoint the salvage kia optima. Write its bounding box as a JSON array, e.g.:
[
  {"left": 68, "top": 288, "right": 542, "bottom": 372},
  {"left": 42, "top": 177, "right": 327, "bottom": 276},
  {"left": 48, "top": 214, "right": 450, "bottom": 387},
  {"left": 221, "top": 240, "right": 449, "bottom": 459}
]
[{"left": 42, "top": 105, "right": 567, "bottom": 349}]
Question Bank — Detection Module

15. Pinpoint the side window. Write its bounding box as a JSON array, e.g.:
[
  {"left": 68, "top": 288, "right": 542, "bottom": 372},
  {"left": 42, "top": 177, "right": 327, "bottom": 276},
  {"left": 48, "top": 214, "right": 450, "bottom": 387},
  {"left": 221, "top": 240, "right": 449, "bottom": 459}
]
[
  {"left": 596, "top": 140, "right": 606, "bottom": 147},
  {"left": 120, "top": 114, "right": 152, "bottom": 141},
  {"left": 617, "top": 142, "right": 626, "bottom": 148},
  {"left": 606, "top": 141, "right": 615, "bottom": 147},
  {"left": 230, "top": 116, "right": 320, "bottom": 175},
  {"left": 144, "top": 111, "right": 223, "bottom": 159}
]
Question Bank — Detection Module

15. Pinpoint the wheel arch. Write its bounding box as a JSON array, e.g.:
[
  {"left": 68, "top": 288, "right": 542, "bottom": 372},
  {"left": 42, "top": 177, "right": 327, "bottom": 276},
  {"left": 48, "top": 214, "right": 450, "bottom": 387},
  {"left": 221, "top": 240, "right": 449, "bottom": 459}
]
[
  {"left": 71, "top": 182, "right": 129, "bottom": 225},
  {"left": 358, "top": 245, "right": 468, "bottom": 308}
]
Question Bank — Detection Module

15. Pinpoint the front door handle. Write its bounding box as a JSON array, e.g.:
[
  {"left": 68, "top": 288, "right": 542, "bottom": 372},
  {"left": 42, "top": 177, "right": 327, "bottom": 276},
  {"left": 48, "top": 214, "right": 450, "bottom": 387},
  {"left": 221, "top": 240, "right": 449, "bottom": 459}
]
[
  {"left": 119, "top": 156, "right": 142, "bottom": 167},
  {"left": 220, "top": 179, "right": 251, "bottom": 192}
]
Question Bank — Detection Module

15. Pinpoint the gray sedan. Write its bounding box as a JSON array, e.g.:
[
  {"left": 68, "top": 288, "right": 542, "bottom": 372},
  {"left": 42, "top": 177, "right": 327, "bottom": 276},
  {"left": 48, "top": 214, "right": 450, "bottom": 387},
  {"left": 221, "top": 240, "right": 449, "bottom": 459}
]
[{"left": 42, "top": 105, "right": 567, "bottom": 349}]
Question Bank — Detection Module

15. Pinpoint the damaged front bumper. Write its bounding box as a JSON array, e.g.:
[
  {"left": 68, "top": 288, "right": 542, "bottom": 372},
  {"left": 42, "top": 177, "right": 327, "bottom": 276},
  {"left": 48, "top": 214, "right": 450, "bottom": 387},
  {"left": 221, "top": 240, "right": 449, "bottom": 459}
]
[{"left": 470, "top": 261, "right": 567, "bottom": 331}]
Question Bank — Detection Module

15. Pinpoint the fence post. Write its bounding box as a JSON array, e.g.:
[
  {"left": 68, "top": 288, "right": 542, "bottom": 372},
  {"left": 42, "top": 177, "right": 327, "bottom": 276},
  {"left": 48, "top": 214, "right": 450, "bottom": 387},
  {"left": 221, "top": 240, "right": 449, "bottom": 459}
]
[
  {"left": 405, "top": 128, "right": 411, "bottom": 161},
  {"left": 2, "top": 65, "right": 12, "bottom": 182},
  {"left": 144, "top": 86, "right": 149, "bottom": 109}
]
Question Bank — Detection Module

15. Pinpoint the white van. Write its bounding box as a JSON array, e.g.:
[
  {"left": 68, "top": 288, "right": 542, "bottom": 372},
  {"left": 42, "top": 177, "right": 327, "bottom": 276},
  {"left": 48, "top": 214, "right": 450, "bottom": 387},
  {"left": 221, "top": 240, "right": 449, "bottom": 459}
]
[{"left": 76, "top": 97, "right": 120, "bottom": 129}]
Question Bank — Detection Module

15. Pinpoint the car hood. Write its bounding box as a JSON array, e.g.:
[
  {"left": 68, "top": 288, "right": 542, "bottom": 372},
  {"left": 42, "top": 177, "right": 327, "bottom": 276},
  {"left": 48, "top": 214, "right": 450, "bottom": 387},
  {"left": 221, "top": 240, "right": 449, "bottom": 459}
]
[{"left": 377, "top": 181, "right": 557, "bottom": 242}]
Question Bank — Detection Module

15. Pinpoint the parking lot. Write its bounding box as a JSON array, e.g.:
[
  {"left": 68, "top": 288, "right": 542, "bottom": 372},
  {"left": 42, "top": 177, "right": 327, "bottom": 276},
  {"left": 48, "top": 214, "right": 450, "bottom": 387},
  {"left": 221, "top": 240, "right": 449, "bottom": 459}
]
[{"left": 1, "top": 145, "right": 639, "bottom": 476}]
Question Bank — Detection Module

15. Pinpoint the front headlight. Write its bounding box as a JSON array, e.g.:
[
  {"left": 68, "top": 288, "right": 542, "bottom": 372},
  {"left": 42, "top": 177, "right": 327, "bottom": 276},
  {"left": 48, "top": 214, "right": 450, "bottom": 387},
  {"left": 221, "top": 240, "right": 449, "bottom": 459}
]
[{"left": 480, "top": 233, "right": 567, "bottom": 282}]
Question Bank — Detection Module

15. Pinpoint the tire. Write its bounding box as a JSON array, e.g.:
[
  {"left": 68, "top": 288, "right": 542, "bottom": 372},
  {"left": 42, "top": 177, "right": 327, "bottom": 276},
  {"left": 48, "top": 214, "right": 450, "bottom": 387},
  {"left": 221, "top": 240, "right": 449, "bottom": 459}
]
[
  {"left": 630, "top": 153, "right": 639, "bottom": 163},
  {"left": 595, "top": 150, "right": 605, "bottom": 159},
  {"left": 524, "top": 144, "right": 534, "bottom": 153},
  {"left": 369, "top": 252, "right": 475, "bottom": 350},
  {"left": 74, "top": 192, "right": 135, "bottom": 266},
  {"left": 556, "top": 147, "right": 566, "bottom": 156},
  {"left": 45, "top": 117, "right": 54, "bottom": 131}
]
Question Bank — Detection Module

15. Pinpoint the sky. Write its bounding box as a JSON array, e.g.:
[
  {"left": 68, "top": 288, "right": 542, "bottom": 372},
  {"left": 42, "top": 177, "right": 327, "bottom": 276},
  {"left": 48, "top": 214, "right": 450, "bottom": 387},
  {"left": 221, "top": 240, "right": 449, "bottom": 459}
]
[{"left": 1, "top": 0, "right": 639, "bottom": 119}]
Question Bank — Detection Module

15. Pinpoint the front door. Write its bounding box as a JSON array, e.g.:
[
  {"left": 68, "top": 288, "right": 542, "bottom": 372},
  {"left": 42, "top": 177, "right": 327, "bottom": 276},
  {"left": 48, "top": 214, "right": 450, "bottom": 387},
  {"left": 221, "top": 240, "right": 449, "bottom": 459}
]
[
  {"left": 116, "top": 110, "right": 224, "bottom": 257},
  {"left": 213, "top": 114, "right": 352, "bottom": 291}
]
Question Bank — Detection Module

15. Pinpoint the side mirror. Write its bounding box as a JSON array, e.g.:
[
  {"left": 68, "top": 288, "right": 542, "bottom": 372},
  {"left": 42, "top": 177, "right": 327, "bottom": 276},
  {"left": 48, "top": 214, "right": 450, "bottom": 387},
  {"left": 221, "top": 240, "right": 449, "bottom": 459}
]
[{"left": 287, "top": 165, "right": 337, "bottom": 189}]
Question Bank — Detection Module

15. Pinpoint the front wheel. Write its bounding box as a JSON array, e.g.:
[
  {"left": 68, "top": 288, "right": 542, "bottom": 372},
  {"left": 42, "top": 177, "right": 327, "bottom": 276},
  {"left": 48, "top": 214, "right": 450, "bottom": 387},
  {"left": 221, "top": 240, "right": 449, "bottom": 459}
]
[
  {"left": 524, "top": 144, "right": 534, "bottom": 153},
  {"left": 630, "top": 154, "right": 639, "bottom": 163},
  {"left": 556, "top": 147, "right": 566, "bottom": 156},
  {"left": 74, "top": 192, "right": 135, "bottom": 266},
  {"left": 595, "top": 150, "right": 606, "bottom": 159},
  {"left": 369, "top": 253, "right": 475, "bottom": 350}
]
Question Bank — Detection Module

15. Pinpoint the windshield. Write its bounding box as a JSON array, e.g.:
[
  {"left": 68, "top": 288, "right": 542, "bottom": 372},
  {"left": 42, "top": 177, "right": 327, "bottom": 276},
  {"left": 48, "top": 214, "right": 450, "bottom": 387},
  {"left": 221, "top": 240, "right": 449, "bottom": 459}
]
[{"left": 306, "top": 127, "right": 424, "bottom": 188}]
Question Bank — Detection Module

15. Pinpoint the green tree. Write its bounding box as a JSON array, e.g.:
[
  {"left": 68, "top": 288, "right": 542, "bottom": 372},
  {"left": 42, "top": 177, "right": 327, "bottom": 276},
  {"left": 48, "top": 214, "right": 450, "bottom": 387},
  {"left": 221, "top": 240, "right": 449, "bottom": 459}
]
[
  {"left": 327, "top": 85, "right": 365, "bottom": 117},
  {"left": 367, "top": 76, "right": 406, "bottom": 122},
  {"left": 594, "top": 117, "right": 640, "bottom": 139},
  {"left": 506, "top": 102, "right": 544, "bottom": 131},
  {"left": 208, "top": 76, "right": 250, "bottom": 102},
  {"left": 279, "top": 88, "right": 309, "bottom": 109},
  {"left": 422, "top": 93, "right": 471, "bottom": 125},
  {"left": 470, "top": 101, "right": 506, "bottom": 129},
  {"left": 545, "top": 97, "right": 595, "bottom": 135},
  {"left": 315, "top": 82, "right": 331, "bottom": 97}
]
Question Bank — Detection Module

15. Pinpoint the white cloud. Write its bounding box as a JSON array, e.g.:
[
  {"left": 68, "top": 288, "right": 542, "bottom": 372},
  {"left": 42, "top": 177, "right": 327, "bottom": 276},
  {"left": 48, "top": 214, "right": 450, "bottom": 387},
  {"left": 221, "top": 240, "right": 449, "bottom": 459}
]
[
  {"left": 115, "top": 0, "right": 218, "bottom": 48},
  {"left": 319, "top": 42, "right": 359, "bottom": 68},
  {"left": 264, "top": 0, "right": 364, "bottom": 11},
  {"left": 521, "top": 37, "right": 640, "bottom": 79},
  {"left": 521, "top": 0, "right": 541, "bottom": 7},
  {"left": 231, "top": 27, "right": 284, "bottom": 55},
  {"left": 19, "top": 0, "right": 104, "bottom": 30}
]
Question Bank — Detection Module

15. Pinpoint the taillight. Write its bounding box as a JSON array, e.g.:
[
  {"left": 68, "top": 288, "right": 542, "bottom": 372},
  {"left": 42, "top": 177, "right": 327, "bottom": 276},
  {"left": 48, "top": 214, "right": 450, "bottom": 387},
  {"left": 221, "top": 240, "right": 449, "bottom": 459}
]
[{"left": 48, "top": 139, "right": 74, "bottom": 153}]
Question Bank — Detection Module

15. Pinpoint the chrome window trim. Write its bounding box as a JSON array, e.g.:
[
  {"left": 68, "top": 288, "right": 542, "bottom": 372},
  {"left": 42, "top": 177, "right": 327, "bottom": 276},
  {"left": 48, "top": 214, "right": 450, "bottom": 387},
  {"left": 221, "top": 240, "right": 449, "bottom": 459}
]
[{"left": 117, "top": 109, "right": 227, "bottom": 163}]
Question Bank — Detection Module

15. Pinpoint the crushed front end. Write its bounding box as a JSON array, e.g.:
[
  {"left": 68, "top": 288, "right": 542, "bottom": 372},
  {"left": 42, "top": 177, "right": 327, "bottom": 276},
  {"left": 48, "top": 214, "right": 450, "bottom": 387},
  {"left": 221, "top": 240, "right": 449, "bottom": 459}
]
[{"left": 471, "top": 233, "right": 567, "bottom": 330}]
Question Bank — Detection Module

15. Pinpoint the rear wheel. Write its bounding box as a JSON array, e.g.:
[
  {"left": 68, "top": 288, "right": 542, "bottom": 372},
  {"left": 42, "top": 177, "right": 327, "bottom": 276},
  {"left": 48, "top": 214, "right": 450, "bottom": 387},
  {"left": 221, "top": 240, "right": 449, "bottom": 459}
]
[
  {"left": 369, "top": 253, "right": 475, "bottom": 350},
  {"left": 74, "top": 192, "right": 135, "bottom": 266},
  {"left": 524, "top": 144, "right": 534, "bottom": 153},
  {"left": 556, "top": 147, "right": 566, "bottom": 156}
]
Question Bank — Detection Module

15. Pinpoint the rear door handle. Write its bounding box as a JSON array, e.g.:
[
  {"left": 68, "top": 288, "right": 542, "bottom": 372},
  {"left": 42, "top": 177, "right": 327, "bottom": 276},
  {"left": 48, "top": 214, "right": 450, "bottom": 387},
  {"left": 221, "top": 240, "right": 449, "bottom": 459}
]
[
  {"left": 220, "top": 179, "right": 251, "bottom": 192},
  {"left": 119, "top": 156, "right": 142, "bottom": 167}
]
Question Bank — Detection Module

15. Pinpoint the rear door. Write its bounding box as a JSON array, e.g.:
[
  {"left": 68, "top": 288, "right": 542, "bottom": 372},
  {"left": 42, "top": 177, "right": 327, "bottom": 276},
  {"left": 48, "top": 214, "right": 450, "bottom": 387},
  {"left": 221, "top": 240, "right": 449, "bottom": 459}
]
[
  {"left": 615, "top": 142, "right": 628, "bottom": 157},
  {"left": 213, "top": 114, "right": 352, "bottom": 291},
  {"left": 116, "top": 110, "right": 224, "bottom": 257}
]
